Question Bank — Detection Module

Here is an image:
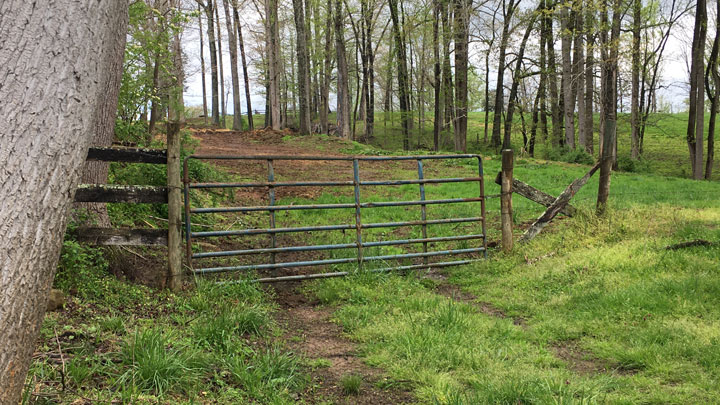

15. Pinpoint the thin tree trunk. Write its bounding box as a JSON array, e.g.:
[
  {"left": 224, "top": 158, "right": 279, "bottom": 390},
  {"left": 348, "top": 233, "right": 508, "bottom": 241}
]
[
  {"left": 199, "top": 5, "right": 209, "bottom": 124},
  {"left": 292, "top": 0, "right": 312, "bottom": 134},
  {"left": 389, "top": 0, "right": 411, "bottom": 150},
  {"left": 561, "top": 4, "right": 575, "bottom": 149},
  {"left": 320, "top": 0, "right": 333, "bottom": 133},
  {"left": 686, "top": 0, "right": 707, "bottom": 179},
  {"left": 267, "top": 0, "right": 281, "bottom": 129},
  {"left": 222, "top": 0, "right": 243, "bottom": 130},
  {"left": 584, "top": 1, "right": 594, "bottom": 154},
  {"left": 0, "top": 1, "right": 128, "bottom": 401},
  {"left": 630, "top": 0, "right": 641, "bottom": 158},
  {"left": 234, "top": 5, "right": 254, "bottom": 129},
  {"left": 504, "top": 13, "right": 537, "bottom": 149},
  {"left": 364, "top": 0, "right": 376, "bottom": 140},
  {"left": 705, "top": 0, "right": 719, "bottom": 179},
  {"left": 597, "top": 0, "right": 620, "bottom": 213},
  {"left": 201, "top": 1, "right": 221, "bottom": 126},
  {"left": 574, "top": 3, "right": 585, "bottom": 151},
  {"left": 433, "top": 0, "right": 442, "bottom": 151},
  {"left": 215, "top": 0, "right": 226, "bottom": 128},
  {"left": 335, "top": 0, "right": 352, "bottom": 138},
  {"left": 545, "top": 0, "right": 562, "bottom": 148},
  {"left": 441, "top": 0, "right": 454, "bottom": 131},
  {"left": 491, "top": 0, "right": 518, "bottom": 148},
  {"left": 453, "top": 0, "right": 472, "bottom": 152}
]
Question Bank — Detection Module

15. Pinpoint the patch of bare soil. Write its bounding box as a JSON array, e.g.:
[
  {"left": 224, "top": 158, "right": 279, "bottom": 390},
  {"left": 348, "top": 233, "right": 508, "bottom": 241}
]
[
  {"left": 551, "top": 341, "right": 638, "bottom": 376},
  {"left": 272, "top": 284, "right": 415, "bottom": 404}
]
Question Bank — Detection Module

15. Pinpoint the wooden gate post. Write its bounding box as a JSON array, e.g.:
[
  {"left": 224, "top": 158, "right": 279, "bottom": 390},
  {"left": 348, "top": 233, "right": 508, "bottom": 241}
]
[
  {"left": 501, "top": 149, "right": 514, "bottom": 252},
  {"left": 167, "top": 122, "right": 183, "bottom": 291}
]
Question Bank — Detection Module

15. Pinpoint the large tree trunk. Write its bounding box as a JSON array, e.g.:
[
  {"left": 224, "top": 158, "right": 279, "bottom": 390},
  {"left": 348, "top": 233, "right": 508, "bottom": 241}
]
[
  {"left": 234, "top": 5, "right": 254, "bottom": 130},
  {"left": 686, "top": 0, "right": 707, "bottom": 179},
  {"left": 491, "top": 0, "right": 518, "bottom": 148},
  {"left": 630, "top": 0, "right": 641, "bottom": 159},
  {"left": 77, "top": 0, "right": 128, "bottom": 228},
  {"left": 335, "top": 0, "right": 352, "bottom": 138},
  {"left": 389, "top": 0, "right": 411, "bottom": 150},
  {"left": 266, "top": 0, "right": 282, "bottom": 129},
  {"left": 222, "top": 0, "right": 243, "bottom": 130},
  {"left": 0, "top": 1, "right": 128, "bottom": 401},
  {"left": 292, "top": 0, "right": 312, "bottom": 134},
  {"left": 453, "top": 0, "right": 472, "bottom": 152},
  {"left": 561, "top": 5, "right": 575, "bottom": 149}
]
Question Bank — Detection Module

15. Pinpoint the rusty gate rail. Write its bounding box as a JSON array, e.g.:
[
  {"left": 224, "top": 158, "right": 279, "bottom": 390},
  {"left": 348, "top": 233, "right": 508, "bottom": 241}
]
[{"left": 183, "top": 154, "right": 487, "bottom": 282}]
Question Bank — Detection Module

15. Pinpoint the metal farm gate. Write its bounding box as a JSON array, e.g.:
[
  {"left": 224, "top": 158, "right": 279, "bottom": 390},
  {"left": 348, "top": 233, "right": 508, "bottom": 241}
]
[{"left": 183, "top": 154, "right": 487, "bottom": 282}]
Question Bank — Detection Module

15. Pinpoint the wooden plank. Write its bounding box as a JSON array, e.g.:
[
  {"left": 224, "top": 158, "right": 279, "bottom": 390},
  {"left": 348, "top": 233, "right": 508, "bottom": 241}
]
[
  {"left": 74, "top": 184, "right": 168, "bottom": 203},
  {"left": 73, "top": 227, "right": 168, "bottom": 246},
  {"left": 86, "top": 147, "right": 167, "bottom": 164},
  {"left": 495, "top": 172, "right": 576, "bottom": 217}
]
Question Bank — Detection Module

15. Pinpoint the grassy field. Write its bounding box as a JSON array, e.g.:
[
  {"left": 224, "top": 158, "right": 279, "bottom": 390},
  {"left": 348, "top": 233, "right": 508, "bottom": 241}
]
[{"left": 27, "top": 116, "right": 719, "bottom": 403}]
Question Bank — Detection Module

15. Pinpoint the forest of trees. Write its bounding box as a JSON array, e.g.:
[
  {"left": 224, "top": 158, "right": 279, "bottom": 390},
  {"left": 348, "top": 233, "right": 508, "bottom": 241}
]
[{"left": 114, "top": 0, "right": 717, "bottom": 180}]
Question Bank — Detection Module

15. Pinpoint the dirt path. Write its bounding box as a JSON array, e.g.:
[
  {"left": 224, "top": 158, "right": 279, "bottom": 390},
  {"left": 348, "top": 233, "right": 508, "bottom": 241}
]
[
  {"left": 192, "top": 127, "right": 416, "bottom": 403},
  {"left": 272, "top": 284, "right": 415, "bottom": 404}
]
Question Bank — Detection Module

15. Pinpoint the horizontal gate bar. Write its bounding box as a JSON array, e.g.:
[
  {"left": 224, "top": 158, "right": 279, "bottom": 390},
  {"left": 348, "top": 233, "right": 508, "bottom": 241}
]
[
  {"left": 190, "top": 217, "right": 482, "bottom": 238},
  {"left": 193, "top": 247, "right": 485, "bottom": 274},
  {"left": 192, "top": 234, "right": 485, "bottom": 259},
  {"left": 72, "top": 227, "right": 168, "bottom": 246},
  {"left": 186, "top": 154, "right": 481, "bottom": 162},
  {"left": 251, "top": 260, "right": 480, "bottom": 283},
  {"left": 188, "top": 177, "right": 482, "bottom": 189},
  {"left": 191, "top": 197, "right": 483, "bottom": 214}
]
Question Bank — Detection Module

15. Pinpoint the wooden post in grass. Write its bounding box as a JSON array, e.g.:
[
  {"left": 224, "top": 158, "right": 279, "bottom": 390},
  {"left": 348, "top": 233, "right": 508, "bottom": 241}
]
[
  {"left": 501, "top": 149, "right": 514, "bottom": 252},
  {"left": 167, "top": 122, "right": 183, "bottom": 291}
]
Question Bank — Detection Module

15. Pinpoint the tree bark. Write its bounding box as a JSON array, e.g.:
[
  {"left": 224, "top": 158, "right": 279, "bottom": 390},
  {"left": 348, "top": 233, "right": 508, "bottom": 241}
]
[
  {"left": 597, "top": 0, "right": 620, "bottom": 213},
  {"left": 561, "top": 4, "right": 575, "bottom": 149},
  {"left": 335, "top": 0, "right": 352, "bottom": 138},
  {"left": 222, "top": 0, "right": 243, "bottom": 130},
  {"left": 364, "top": 0, "right": 376, "bottom": 140},
  {"left": 504, "top": 13, "right": 537, "bottom": 149},
  {"left": 584, "top": 1, "right": 594, "bottom": 154},
  {"left": 214, "top": 0, "right": 227, "bottom": 128},
  {"left": 573, "top": 3, "right": 585, "bottom": 152},
  {"left": 491, "top": 0, "right": 518, "bottom": 148},
  {"left": 441, "top": 0, "right": 454, "bottom": 131},
  {"left": 389, "top": 0, "right": 411, "bottom": 149},
  {"left": 234, "top": 5, "right": 254, "bottom": 129},
  {"left": 705, "top": 0, "right": 719, "bottom": 179},
  {"left": 320, "top": 0, "right": 333, "bottom": 134},
  {"left": 630, "top": 0, "right": 641, "bottom": 159},
  {"left": 199, "top": 5, "right": 209, "bottom": 124},
  {"left": 545, "top": 0, "right": 562, "bottom": 148},
  {"left": 433, "top": 0, "right": 442, "bottom": 151},
  {"left": 0, "top": 1, "right": 128, "bottom": 401},
  {"left": 200, "top": 1, "right": 221, "bottom": 125},
  {"left": 686, "top": 0, "right": 707, "bottom": 179},
  {"left": 292, "top": 0, "right": 312, "bottom": 134},
  {"left": 266, "top": 0, "right": 281, "bottom": 129},
  {"left": 453, "top": 0, "right": 472, "bottom": 152}
]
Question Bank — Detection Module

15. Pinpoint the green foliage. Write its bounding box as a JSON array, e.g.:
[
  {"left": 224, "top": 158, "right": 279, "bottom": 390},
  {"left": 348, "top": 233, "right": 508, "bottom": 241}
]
[
  {"left": 54, "top": 239, "right": 108, "bottom": 297},
  {"left": 340, "top": 374, "right": 363, "bottom": 395},
  {"left": 118, "top": 328, "right": 206, "bottom": 396},
  {"left": 544, "top": 146, "right": 595, "bottom": 165},
  {"left": 616, "top": 155, "right": 652, "bottom": 173},
  {"left": 224, "top": 345, "right": 303, "bottom": 401}
]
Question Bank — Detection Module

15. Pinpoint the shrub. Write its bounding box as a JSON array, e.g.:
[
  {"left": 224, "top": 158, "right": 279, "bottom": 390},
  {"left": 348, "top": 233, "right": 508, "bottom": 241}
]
[{"left": 54, "top": 239, "right": 108, "bottom": 297}]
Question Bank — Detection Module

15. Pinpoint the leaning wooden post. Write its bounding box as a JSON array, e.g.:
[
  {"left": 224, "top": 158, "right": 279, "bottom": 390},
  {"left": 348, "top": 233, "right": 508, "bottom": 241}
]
[
  {"left": 501, "top": 149, "right": 514, "bottom": 252},
  {"left": 167, "top": 122, "right": 183, "bottom": 291}
]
